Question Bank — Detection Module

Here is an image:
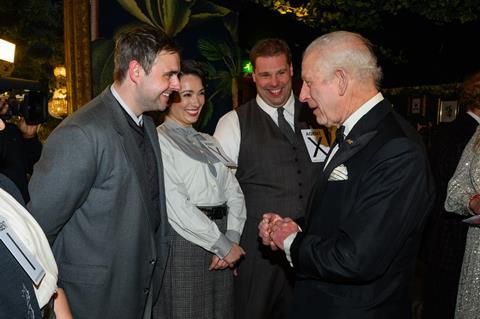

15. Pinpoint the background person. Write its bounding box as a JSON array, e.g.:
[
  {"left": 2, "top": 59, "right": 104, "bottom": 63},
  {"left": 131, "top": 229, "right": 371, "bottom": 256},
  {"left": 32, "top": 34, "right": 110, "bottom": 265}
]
[
  {"left": 422, "top": 70, "right": 480, "bottom": 319},
  {"left": 214, "top": 38, "right": 322, "bottom": 319},
  {"left": 445, "top": 126, "right": 480, "bottom": 319},
  {"left": 0, "top": 96, "right": 42, "bottom": 204}
]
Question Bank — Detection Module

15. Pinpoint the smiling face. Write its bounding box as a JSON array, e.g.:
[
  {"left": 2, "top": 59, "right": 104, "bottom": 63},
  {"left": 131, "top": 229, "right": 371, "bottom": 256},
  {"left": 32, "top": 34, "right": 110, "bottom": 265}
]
[
  {"left": 136, "top": 50, "right": 180, "bottom": 113},
  {"left": 168, "top": 74, "right": 205, "bottom": 127},
  {"left": 252, "top": 54, "right": 293, "bottom": 108}
]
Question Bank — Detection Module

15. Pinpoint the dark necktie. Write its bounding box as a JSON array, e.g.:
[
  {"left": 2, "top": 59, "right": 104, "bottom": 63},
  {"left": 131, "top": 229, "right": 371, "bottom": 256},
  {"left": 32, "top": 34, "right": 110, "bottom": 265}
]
[
  {"left": 277, "top": 107, "right": 296, "bottom": 144},
  {"left": 325, "top": 125, "right": 345, "bottom": 162},
  {"left": 335, "top": 125, "right": 345, "bottom": 145}
]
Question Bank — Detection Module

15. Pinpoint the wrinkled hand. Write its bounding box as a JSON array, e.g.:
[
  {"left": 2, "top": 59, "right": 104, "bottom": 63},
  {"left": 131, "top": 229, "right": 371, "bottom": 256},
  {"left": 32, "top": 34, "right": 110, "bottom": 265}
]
[
  {"left": 470, "top": 195, "right": 480, "bottom": 215},
  {"left": 270, "top": 218, "right": 300, "bottom": 251},
  {"left": 209, "top": 255, "right": 229, "bottom": 270},
  {"left": 223, "top": 243, "right": 246, "bottom": 266},
  {"left": 17, "top": 117, "right": 38, "bottom": 138},
  {"left": 258, "top": 213, "right": 284, "bottom": 250}
]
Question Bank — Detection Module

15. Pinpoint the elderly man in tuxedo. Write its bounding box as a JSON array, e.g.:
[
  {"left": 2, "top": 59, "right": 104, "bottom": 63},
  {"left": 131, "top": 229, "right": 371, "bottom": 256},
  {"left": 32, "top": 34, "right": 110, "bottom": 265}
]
[
  {"left": 259, "top": 31, "right": 435, "bottom": 319},
  {"left": 29, "top": 24, "right": 180, "bottom": 319}
]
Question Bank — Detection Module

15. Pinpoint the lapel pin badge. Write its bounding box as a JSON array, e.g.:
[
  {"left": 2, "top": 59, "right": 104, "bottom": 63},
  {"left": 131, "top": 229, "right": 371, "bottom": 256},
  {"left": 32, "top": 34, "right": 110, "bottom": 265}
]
[{"left": 346, "top": 139, "right": 354, "bottom": 145}]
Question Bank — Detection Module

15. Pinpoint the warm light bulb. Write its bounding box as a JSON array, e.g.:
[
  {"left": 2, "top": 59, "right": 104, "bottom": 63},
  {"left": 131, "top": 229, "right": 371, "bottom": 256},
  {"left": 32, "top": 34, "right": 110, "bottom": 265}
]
[
  {"left": 0, "top": 39, "right": 15, "bottom": 63},
  {"left": 53, "top": 66, "right": 66, "bottom": 78}
]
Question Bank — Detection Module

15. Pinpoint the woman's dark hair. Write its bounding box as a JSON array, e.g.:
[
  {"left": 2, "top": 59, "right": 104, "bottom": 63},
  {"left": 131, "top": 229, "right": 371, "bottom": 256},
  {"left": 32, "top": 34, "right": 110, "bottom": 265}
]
[
  {"left": 169, "top": 60, "right": 207, "bottom": 105},
  {"left": 179, "top": 60, "right": 208, "bottom": 88}
]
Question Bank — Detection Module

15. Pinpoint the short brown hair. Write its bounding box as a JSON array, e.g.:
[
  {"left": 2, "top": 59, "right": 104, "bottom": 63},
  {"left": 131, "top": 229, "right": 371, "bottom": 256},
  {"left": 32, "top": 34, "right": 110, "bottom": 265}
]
[
  {"left": 113, "top": 24, "right": 180, "bottom": 82},
  {"left": 249, "top": 38, "right": 292, "bottom": 69}
]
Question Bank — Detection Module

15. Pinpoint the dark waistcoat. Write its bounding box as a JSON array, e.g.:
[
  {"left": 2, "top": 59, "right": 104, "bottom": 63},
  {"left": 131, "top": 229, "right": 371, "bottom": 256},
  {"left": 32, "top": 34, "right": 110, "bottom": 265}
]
[{"left": 235, "top": 99, "right": 321, "bottom": 221}]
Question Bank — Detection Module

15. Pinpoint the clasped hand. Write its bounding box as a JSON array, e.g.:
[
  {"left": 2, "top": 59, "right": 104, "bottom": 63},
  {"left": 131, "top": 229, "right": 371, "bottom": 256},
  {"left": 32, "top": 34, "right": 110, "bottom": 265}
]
[
  {"left": 258, "top": 213, "right": 299, "bottom": 251},
  {"left": 209, "top": 243, "right": 245, "bottom": 273}
]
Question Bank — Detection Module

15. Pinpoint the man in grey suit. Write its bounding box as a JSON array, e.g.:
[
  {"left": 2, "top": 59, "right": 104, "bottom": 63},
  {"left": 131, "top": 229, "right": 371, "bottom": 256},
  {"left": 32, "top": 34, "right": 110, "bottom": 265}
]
[{"left": 29, "top": 24, "right": 180, "bottom": 319}]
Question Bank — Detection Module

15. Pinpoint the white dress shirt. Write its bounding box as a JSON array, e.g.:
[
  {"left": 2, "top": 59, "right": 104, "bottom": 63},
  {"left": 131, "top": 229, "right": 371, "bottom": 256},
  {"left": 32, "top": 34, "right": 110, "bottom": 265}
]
[
  {"left": 214, "top": 92, "right": 296, "bottom": 164},
  {"left": 284, "top": 92, "right": 385, "bottom": 265},
  {"left": 158, "top": 119, "right": 246, "bottom": 259}
]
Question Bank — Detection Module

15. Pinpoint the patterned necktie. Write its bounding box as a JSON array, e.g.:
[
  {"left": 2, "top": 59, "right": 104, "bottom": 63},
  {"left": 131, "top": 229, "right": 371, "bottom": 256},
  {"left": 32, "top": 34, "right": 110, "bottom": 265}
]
[{"left": 277, "top": 107, "right": 296, "bottom": 144}]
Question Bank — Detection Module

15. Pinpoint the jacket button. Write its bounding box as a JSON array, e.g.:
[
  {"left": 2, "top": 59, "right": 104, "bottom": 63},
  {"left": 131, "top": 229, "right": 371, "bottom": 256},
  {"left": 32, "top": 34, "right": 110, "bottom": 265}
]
[
  {"left": 150, "top": 259, "right": 156, "bottom": 265},
  {"left": 144, "top": 288, "right": 150, "bottom": 294}
]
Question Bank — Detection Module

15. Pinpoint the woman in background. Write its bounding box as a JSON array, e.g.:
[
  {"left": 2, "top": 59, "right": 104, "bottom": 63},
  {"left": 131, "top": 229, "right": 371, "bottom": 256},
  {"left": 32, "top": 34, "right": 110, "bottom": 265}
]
[
  {"left": 445, "top": 125, "right": 480, "bottom": 319},
  {"left": 153, "top": 60, "right": 246, "bottom": 319}
]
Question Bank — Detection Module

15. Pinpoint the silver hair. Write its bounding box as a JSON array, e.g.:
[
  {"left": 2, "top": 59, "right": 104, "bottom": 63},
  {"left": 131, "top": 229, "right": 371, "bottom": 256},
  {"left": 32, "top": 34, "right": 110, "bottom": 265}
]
[{"left": 304, "top": 31, "right": 383, "bottom": 89}]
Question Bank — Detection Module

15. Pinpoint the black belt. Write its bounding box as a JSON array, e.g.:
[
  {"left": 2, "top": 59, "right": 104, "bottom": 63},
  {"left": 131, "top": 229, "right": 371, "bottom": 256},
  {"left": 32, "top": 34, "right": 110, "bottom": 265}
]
[{"left": 197, "top": 204, "right": 228, "bottom": 220}]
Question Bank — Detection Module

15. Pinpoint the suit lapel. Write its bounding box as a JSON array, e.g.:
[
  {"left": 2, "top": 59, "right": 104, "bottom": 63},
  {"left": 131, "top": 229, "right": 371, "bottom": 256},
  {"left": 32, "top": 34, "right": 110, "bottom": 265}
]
[
  {"left": 305, "top": 99, "right": 393, "bottom": 224},
  {"left": 99, "top": 89, "right": 154, "bottom": 231},
  {"left": 143, "top": 117, "right": 170, "bottom": 236}
]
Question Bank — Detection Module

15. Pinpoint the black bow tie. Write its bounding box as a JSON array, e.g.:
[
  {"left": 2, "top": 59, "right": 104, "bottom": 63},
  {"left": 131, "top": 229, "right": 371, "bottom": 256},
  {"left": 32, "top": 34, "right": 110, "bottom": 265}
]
[{"left": 335, "top": 126, "right": 345, "bottom": 144}]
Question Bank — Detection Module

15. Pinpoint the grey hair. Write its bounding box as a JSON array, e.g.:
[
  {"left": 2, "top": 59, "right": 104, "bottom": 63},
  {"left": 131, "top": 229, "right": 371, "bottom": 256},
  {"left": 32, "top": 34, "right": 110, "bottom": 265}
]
[{"left": 304, "top": 31, "right": 383, "bottom": 89}]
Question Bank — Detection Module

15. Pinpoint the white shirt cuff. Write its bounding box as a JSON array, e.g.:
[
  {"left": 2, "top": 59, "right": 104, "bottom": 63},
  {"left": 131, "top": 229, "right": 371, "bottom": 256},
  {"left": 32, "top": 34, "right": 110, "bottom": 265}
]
[{"left": 284, "top": 232, "right": 299, "bottom": 267}]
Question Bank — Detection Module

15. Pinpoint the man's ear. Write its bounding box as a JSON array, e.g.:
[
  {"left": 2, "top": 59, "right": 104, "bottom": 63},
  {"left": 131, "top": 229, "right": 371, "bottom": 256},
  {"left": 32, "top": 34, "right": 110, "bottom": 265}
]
[
  {"left": 336, "top": 69, "right": 348, "bottom": 96},
  {"left": 128, "top": 60, "right": 141, "bottom": 83}
]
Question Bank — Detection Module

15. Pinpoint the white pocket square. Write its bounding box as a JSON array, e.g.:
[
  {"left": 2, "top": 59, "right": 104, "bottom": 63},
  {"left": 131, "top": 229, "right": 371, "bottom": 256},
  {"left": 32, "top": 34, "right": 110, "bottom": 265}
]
[{"left": 328, "top": 164, "right": 348, "bottom": 181}]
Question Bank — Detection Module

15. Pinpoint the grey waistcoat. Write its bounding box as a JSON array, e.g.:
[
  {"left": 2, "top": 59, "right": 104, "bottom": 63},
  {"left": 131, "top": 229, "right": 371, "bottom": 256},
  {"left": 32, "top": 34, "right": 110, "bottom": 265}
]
[{"left": 235, "top": 99, "right": 321, "bottom": 221}]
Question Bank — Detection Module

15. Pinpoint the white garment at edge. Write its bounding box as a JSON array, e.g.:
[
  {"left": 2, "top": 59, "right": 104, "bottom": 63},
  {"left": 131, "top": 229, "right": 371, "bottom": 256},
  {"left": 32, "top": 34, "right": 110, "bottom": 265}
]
[{"left": 0, "top": 188, "right": 58, "bottom": 308}]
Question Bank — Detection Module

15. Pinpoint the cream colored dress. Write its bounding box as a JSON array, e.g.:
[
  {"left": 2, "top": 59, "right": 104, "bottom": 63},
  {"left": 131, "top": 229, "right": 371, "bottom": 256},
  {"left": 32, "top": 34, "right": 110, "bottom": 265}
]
[{"left": 445, "top": 127, "right": 480, "bottom": 319}]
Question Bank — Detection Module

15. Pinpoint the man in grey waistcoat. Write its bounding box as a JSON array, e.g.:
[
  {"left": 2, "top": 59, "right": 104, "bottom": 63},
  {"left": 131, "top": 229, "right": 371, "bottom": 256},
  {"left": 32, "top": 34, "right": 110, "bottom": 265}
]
[
  {"left": 214, "top": 38, "right": 323, "bottom": 319},
  {"left": 28, "top": 24, "right": 180, "bottom": 319}
]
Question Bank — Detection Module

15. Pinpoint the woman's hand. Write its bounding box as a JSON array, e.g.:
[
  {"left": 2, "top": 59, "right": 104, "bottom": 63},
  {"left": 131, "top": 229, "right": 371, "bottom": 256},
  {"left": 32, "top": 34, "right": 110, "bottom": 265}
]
[
  {"left": 223, "top": 243, "right": 245, "bottom": 266},
  {"left": 209, "top": 255, "right": 229, "bottom": 270}
]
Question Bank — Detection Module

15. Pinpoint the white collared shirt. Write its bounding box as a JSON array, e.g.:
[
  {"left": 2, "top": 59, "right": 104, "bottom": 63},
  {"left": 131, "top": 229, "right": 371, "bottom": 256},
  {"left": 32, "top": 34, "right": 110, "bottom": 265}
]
[
  {"left": 323, "top": 92, "right": 384, "bottom": 168},
  {"left": 157, "top": 121, "right": 246, "bottom": 258},
  {"left": 213, "top": 92, "right": 296, "bottom": 164},
  {"left": 110, "top": 85, "right": 144, "bottom": 126}
]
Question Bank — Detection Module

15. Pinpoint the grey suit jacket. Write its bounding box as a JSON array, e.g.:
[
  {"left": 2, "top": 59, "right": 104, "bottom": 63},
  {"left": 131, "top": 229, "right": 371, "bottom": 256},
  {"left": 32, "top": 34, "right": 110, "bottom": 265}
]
[{"left": 29, "top": 88, "right": 170, "bottom": 319}]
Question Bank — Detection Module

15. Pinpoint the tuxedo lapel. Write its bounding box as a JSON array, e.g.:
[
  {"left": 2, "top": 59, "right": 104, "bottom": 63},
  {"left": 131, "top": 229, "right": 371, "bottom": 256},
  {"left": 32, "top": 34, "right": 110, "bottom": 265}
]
[{"left": 304, "top": 99, "right": 393, "bottom": 224}]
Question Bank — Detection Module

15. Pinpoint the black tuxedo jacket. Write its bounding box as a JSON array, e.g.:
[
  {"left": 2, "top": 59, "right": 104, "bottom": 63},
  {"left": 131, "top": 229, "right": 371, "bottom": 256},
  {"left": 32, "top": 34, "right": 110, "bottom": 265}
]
[{"left": 290, "top": 99, "right": 435, "bottom": 319}]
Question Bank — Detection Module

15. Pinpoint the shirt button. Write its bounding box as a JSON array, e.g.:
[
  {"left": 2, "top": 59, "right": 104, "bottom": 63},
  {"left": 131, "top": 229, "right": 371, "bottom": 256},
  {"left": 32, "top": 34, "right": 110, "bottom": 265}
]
[
  {"left": 297, "top": 170, "right": 301, "bottom": 174},
  {"left": 294, "top": 158, "right": 299, "bottom": 162},
  {"left": 298, "top": 182, "right": 303, "bottom": 186},
  {"left": 299, "top": 195, "right": 303, "bottom": 199}
]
